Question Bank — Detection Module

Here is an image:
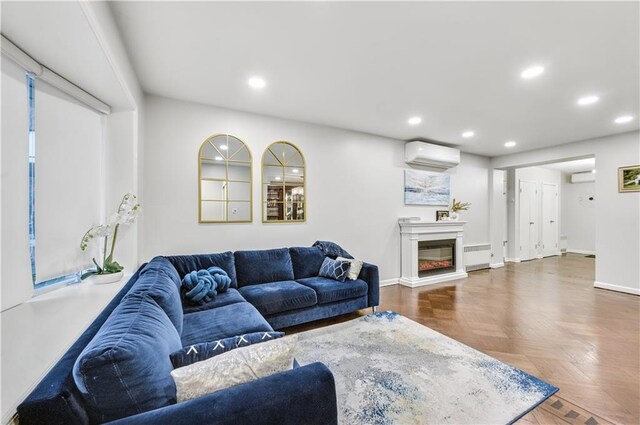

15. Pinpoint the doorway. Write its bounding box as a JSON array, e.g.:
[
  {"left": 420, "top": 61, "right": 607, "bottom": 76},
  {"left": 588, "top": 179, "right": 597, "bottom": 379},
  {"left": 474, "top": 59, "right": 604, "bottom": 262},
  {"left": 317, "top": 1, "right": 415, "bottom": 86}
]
[{"left": 519, "top": 180, "right": 537, "bottom": 261}]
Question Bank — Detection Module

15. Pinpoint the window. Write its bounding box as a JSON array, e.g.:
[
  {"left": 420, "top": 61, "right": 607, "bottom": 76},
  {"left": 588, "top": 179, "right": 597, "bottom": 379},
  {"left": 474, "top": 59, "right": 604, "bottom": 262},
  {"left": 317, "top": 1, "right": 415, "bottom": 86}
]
[{"left": 32, "top": 79, "right": 104, "bottom": 287}]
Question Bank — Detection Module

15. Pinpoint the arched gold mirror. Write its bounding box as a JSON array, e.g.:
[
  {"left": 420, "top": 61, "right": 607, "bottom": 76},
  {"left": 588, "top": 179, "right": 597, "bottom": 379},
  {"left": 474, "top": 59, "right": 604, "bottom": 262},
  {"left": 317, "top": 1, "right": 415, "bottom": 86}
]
[
  {"left": 199, "top": 134, "right": 252, "bottom": 223},
  {"left": 262, "top": 141, "right": 305, "bottom": 222}
]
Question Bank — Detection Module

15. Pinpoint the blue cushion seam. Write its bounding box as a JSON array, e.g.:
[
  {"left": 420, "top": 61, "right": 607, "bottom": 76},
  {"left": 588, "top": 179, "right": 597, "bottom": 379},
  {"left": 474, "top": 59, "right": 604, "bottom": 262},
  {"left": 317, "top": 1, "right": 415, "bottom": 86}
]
[
  {"left": 109, "top": 348, "right": 142, "bottom": 415},
  {"left": 251, "top": 294, "right": 316, "bottom": 310}
]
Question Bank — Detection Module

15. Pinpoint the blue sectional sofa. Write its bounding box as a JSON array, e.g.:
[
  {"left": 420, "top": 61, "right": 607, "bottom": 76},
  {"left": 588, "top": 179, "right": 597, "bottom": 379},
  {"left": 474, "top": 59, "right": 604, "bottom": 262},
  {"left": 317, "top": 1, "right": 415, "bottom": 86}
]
[{"left": 17, "top": 246, "right": 379, "bottom": 424}]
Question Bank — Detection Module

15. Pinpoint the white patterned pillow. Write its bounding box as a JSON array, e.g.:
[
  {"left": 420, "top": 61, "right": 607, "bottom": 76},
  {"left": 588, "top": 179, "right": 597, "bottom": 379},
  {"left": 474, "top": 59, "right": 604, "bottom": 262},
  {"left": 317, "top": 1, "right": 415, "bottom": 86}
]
[
  {"left": 337, "top": 257, "right": 364, "bottom": 280},
  {"left": 318, "top": 257, "right": 351, "bottom": 282},
  {"left": 171, "top": 335, "right": 298, "bottom": 402}
]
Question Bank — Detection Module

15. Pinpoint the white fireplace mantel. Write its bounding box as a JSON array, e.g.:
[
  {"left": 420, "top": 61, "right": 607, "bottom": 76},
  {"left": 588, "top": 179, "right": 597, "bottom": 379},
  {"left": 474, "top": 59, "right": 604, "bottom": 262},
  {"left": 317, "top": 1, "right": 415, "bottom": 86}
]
[{"left": 398, "top": 218, "right": 468, "bottom": 287}]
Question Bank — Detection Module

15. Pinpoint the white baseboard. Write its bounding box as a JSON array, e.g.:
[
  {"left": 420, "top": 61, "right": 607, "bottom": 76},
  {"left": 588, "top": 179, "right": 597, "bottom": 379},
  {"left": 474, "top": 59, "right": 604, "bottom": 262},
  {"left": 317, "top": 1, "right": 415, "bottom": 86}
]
[
  {"left": 567, "top": 249, "right": 596, "bottom": 255},
  {"left": 490, "top": 262, "right": 504, "bottom": 269},
  {"left": 399, "top": 271, "right": 468, "bottom": 288},
  {"left": 594, "top": 281, "right": 640, "bottom": 296},
  {"left": 505, "top": 258, "right": 521, "bottom": 263},
  {"left": 379, "top": 278, "right": 399, "bottom": 287}
]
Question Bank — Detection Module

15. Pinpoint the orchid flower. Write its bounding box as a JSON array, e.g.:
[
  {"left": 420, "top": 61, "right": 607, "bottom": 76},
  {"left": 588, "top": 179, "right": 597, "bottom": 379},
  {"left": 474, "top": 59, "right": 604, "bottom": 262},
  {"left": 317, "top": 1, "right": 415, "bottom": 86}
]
[{"left": 79, "top": 194, "right": 141, "bottom": 279}]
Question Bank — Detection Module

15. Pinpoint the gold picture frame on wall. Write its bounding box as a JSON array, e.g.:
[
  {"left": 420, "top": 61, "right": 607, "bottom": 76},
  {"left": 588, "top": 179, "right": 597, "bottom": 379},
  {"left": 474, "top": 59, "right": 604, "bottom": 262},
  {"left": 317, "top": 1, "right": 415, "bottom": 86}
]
[
  {"left": 618, "top": 164, "right": 640, "bottom": 193},
  {"left": 198, "top": 133, "right": 253, "bottom": 223},
  {"left": 261, "top": 141, "right": 306, "bottom": 223}
]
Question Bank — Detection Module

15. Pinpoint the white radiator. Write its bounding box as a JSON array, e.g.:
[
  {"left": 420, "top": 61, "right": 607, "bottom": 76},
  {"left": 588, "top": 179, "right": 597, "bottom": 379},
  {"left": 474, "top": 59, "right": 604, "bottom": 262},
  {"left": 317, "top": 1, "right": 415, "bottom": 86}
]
[{"left": 464, "top": 244, "right": 491, "bottom": 272}]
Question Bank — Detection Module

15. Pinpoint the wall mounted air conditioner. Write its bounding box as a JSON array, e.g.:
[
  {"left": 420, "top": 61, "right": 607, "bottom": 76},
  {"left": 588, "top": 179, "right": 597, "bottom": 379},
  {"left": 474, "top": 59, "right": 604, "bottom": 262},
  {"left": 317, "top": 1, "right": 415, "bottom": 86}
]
[
  {"left": 405, "top": 141, "right": 460, "bottom": 169},
  {"left": 571, "top": 171, "right": 596, "bottom": 183}
]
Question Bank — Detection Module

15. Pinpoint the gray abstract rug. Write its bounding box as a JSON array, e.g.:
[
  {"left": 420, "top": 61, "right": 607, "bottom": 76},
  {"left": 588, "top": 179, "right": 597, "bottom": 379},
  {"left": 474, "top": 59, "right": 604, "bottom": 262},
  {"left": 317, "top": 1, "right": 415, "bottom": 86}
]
[{"left": 294, "top": 311, "right": 557, "bottom": 425}]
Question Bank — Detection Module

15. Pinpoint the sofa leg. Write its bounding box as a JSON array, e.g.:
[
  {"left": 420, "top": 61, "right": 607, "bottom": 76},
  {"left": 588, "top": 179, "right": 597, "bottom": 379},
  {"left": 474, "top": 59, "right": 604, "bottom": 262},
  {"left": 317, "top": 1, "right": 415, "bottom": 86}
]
[{"left": 372, "top": 306, "right": 377, "bottom": 314}]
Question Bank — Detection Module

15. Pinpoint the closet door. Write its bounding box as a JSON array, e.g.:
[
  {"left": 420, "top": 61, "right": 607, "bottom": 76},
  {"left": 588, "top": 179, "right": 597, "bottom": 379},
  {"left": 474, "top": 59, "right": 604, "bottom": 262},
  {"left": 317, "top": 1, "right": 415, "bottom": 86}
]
[
  {"left": 542, "top": 183, "right": 559, "bottom": 257},
  {"left": 519, "top": 180, "right": 537, "bottom": 260}
]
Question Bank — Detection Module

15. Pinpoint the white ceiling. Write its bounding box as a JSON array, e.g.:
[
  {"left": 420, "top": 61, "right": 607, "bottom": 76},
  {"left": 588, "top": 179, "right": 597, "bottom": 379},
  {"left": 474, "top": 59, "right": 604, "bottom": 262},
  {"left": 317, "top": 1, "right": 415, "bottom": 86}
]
[
  {"left": 542, "top": 157, "right": 596, "bottom": 174},
  {"left": 110, "top": 1, "right": 639, "bottom": 157}
]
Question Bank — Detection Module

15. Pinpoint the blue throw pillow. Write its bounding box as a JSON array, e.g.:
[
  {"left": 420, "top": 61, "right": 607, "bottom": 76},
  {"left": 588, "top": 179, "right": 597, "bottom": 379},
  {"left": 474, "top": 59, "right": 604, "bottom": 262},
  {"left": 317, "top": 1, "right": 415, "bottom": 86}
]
[
  {"left": 181, "top": 267, "right": 232, "bottom": 305},
  {"left": 318, "top": 257, "right": 351, "bottom": 282},
  {"left": 170, "top": 331, "right": 285, "bottom": 368}
]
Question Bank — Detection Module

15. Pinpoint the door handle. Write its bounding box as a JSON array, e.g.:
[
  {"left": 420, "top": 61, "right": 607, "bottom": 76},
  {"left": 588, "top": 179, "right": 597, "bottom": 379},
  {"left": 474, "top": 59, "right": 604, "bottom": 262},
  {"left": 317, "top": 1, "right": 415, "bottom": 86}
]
[{"left": 530, "top": 222, "right": 534, "bottom": 225}]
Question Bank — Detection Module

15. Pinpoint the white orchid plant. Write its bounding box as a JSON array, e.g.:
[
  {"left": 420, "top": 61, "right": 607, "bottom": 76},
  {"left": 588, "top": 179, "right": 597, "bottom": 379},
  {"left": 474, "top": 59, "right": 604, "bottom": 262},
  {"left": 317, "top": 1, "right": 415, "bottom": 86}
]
[{"left": 80, "top": 194, "right": 141, "bottom": 279}]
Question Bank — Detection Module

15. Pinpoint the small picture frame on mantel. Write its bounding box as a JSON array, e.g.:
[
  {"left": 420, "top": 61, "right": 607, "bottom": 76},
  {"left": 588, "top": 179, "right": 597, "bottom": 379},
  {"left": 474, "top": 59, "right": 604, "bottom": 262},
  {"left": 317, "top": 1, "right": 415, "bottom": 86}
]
[
  {"left": 618, "top": 165, "right": 640, "bottom": 193},
  {"left": 436, "top": 210, "right": 449, "bottom": 221}
]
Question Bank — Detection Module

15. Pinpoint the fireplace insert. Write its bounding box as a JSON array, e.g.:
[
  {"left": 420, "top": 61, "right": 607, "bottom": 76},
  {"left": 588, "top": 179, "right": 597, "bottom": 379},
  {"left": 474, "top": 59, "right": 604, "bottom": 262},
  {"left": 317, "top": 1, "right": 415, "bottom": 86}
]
[{"left": 418, "top": 239, "right": 455, "bottom": 276}]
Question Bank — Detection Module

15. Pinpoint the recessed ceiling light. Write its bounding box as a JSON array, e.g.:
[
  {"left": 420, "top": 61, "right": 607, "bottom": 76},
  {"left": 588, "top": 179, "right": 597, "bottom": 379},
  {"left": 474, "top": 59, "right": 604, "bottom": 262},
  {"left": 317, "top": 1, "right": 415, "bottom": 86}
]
[
  {"left": 275, "top": 176, "right": 281, "bottom": 181},
  {"left": 592, "top": 169, "right": 597, "bottom": 174},
  {"left": 292, "top": 169, "right": 299, "bottom": 173},
  {"left": 504, "top": 141, "right": 517, "bottom": 148},
  {"left": 248, "top": 76, "right": 266, "bottom": 89},
  {"left": 577, "top": 95, "right": 599, "bottom": 106},
  {"left": 462, "top": 131, "right": 475, "bottom": 138},
  {"left": 214, "top": 156, "right": 223, "bottom": 161},
  {"left": 521, "top": 65, "right": 544, "bottom": 79},
  {"left": 614, "top": 115, "right": 634, "bottom": 124},
  {"left": 220, "top": 144, "right": 228, "bottom": 150},
  {"left": 408, "top": 116, "right": 422, "bottom": 125}
]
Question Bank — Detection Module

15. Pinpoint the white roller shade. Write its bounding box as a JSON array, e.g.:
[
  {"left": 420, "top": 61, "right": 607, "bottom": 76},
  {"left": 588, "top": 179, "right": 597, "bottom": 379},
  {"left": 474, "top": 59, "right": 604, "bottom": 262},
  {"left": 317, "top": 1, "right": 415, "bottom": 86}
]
[
  {"left": 1, "top": 58, "right": 33, "bottom": 310},
  {"left": 34, "top": 80, "right": 103, "bottom": 282}
]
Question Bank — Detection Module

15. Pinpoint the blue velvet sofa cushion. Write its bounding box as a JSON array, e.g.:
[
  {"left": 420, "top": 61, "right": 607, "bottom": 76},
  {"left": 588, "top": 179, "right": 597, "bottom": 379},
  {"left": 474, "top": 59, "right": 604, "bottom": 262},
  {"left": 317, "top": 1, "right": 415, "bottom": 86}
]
[
  {"left": 170, "top": 331, "right": 284, "bottom": 368},
  {"left": 125, "top": 257, "right": 183, "bottom": 334},
  {"left": 234, "top": 248, "right": 295, "bottom": 287},
  {"left": 182, "top": 288, "right": 246, "bottom": 314},
  {"left": 180, "top": 302, "right": 273, "bottom": 347},
  {"left": 318, "top": 257, "right": 351, "bottom": 282},
  {"left": 165, "top": 252, "right": 238, "bottom": 288},
  {"left": 17, "top": 267, "right": 144, "bottom": 425},
  {"left": 72, "top": 295, "right": 181, "bottom": 423},
  {"left": 238, "top": 280, "right": 318, "bottom": 316},
  {"left": 297, "top": 276, "right": 368, "bottom": 304},
  {"left": 289, "top": 246, "right": 325, "bottom": 279},
  {"left": 107, "top": 363, "right": 338, "bottom": 425}
]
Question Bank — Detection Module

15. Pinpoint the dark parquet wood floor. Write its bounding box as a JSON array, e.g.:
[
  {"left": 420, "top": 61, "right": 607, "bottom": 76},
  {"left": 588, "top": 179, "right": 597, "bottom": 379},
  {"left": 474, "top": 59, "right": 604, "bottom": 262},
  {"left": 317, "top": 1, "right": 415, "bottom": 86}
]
[{"left": 285, "top": 254, "right": 640, "bottom": 424}]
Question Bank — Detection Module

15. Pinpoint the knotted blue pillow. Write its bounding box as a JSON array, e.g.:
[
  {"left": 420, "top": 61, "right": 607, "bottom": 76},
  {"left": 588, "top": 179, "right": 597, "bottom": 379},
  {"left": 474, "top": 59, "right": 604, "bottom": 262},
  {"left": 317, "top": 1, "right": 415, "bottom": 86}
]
[{"left": 181, "top": 267, "right": 231, "bottom": 305}]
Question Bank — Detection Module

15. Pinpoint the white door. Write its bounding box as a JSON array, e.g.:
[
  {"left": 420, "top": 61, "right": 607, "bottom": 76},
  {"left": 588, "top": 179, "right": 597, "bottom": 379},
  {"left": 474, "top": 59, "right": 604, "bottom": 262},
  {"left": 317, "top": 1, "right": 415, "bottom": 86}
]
[
  {"left": 542, "top": 183, "right": 558, "bottom": 257},
  {"left": 519, "top": 180, "right": 537, "bottom": 260}
]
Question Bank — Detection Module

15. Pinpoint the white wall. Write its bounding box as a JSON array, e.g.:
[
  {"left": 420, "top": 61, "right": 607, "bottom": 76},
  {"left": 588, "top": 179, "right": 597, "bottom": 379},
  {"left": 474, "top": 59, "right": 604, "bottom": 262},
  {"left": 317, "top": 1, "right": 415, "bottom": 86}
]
[
  {"left": 492, "top": 131, "right": 640, "bottom": 295},
  {"left": 561, "top": 175, "right": 596, "bottom": 253},
  {"left": 141, "top": 95, "right": 491, "bottom": 281}
]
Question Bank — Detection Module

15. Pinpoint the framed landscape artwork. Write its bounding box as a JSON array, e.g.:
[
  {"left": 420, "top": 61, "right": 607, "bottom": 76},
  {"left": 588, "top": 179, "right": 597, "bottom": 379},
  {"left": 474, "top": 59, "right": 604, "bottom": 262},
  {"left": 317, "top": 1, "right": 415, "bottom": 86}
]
[
  {"left": 404, "top": 170, "right": 451, "bottom": 206},
  {"left": 618, "top": 165, "right": 640, "bottom": 192}
]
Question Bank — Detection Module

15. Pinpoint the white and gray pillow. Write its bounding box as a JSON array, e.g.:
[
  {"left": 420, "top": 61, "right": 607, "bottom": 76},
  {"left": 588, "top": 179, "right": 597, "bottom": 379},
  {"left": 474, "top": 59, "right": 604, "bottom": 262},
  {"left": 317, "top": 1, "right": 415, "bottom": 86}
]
[
  {"left": 171, "top": 335, "right": 298, "bottom": 402},
  {"left": 337, "top": 257, "right": 364, "bottom": 280}
]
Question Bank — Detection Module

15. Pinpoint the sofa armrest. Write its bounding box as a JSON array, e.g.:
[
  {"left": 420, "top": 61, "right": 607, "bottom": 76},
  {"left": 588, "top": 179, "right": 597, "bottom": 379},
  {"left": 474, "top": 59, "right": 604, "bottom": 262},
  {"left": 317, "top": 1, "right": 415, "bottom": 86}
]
[
  {"left": 359, "top": 262, "right": 380, "bottom": 307},
  {"left": 106, "top": 362, "right": 337, "bottom": 425}
]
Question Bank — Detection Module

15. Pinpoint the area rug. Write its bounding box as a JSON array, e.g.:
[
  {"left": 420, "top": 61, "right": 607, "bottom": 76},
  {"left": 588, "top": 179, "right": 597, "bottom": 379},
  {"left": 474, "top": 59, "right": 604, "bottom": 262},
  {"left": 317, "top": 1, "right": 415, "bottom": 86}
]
[{"left": 294, "top": 311, "right": 558, "bottom": 425}]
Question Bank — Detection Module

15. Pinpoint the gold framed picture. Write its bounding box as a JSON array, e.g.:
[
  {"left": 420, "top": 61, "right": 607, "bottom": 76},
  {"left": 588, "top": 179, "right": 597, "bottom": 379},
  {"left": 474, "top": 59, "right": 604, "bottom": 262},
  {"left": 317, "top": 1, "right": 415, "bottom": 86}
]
[
  {"left": 436, "top": 210, "right": 450, "bottom": 221},
  {"left": 618, "top": 165, "right": 640, "bottom": 193}
]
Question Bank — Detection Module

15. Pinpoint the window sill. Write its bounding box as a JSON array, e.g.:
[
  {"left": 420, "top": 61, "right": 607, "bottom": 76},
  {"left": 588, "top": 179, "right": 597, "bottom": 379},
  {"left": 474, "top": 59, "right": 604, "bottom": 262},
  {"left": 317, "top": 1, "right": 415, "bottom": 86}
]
[{"left": 1, "top": 273, "right": 130, "bottom": 423}]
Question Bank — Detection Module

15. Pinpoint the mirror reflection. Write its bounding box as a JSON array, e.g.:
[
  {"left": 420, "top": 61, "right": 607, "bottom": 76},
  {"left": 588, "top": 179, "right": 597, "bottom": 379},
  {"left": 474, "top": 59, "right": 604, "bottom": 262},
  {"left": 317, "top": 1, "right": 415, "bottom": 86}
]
[{"left": 262, "top": 142, "right": 305, "bottom": 222}]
